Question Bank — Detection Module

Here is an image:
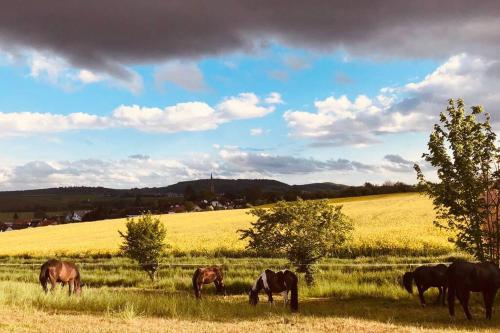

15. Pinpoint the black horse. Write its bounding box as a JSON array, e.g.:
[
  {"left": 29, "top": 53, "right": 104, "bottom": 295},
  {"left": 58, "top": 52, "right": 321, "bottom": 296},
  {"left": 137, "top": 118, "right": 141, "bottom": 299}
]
[
  {"left": 249, "top": 269, "right": 298, "bottom": 312},
  {"left": 402, "top": 264, "right": 448, "bottom": 306},
  {"left": 447, "top": 261, "right": 500, "bottom": 320}
]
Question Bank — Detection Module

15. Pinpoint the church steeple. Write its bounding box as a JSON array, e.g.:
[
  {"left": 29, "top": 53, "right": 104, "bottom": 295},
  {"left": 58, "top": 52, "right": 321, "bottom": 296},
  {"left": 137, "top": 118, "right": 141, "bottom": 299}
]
[{"left": 210, "top": 173, "right": 215, "bottom": 194}]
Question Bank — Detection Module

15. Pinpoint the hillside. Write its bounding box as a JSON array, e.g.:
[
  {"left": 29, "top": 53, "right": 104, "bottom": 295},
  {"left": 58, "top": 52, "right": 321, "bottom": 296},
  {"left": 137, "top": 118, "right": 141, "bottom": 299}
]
[
  {"left": 0, "top": 193, "right": 453, "bottom": 257},
  {"left": 0, "top": 179, "right": 351, "bottom": 213}
]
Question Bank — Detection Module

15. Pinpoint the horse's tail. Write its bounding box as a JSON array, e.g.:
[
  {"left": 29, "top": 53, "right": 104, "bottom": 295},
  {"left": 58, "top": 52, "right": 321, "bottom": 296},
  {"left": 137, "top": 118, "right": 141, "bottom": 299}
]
[
  {"left": 403, "top": 272, "right": 414, "bottom": 294},
  {"left": 192, "top": 268, "right": 202, "bottom": 298},
  {"left": 290, "top": 272, "right": 299, "bottom": 312},
  {"left": 39, "top": 262, "right": 49, "bottom": 290}
]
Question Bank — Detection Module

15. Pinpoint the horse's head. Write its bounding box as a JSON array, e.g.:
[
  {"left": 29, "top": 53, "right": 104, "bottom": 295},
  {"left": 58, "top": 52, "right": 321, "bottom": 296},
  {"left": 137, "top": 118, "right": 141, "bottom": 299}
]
[
  {"left": 402, "top": 272, "right": 413, "bottom": 294},
  {"left": 248, "top": 289, "right": 259, "bottom": 306},
  {"left": 75, "top": 280, "right": 84, "bottom": 295}
]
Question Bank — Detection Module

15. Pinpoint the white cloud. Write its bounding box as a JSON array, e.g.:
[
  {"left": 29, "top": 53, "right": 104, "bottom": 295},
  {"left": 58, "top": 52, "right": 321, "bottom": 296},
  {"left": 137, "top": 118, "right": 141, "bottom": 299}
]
[
  {"left": 0, "top": 149, "right": 427, "bottom": 190},
  {"left": 0, "top": 112, "right": 108, "bottom": 136},
  {"left": 111, "top": 102, "right": 218, "bottom": 133},
  {"left": 77, "top": 69, "right": 103, "bottom": 84},
  {"left": 284, "top": 54, "right": 500, "bottom": 146},
  {"left": 250, "top": 128, "right": 264, "bottom": 136},
  {"left": 265, "top": 92, "right": 284, "bottom": 105},
  {"left": 19, "top": 51, "right": 143, "bottom": 93},
  {"left": 0, "top": 92, "right": 278, "bottom": 136},
  {"left": 216, "top": 93, "right": 275, "bottom": 121},
  {"left": 29, "top": 52, "right": 66, "bottom": 83},
  {"left": 154, "top": 61, "right": 207, "bottom": 91}
]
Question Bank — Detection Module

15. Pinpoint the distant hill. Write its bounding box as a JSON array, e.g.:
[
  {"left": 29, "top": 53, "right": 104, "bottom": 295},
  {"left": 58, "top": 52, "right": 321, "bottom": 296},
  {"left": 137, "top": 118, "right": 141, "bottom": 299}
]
[
  {"left": 292, "top": 182, "right": 348, "bottom": 192},
  {"left": 0, "top": 179, "right": 348, "bottom": 212},
  {"left": 0, "top": 179, "right": 347, "bottom": 197},
  {"left": 160, "top": 178, "right": 292, "bottom": 194},
  {"left": 0, "top": 179, "right": 415, "bottom": 215}
]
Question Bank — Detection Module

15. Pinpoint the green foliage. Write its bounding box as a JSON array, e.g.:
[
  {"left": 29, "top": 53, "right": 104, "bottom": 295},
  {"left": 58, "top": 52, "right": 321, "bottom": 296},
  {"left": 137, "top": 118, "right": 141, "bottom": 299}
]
[
  {"left": 118, "top": 212, "right": 167, "bottom": 280},
  {"left": 415, "top": 99, "right": 500, "bottom": 264},
  {"left": 183, "top": 201, "right": 195, "bottom": 212},
  {"left": 240, "top": 199, "right": 352, "bottom": 284}
]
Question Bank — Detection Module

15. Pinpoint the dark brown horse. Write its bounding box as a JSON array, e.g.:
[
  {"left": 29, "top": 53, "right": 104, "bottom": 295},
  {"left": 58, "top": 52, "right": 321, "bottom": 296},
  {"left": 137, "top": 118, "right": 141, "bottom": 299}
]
[
  {"left": 447, "top": 261, "right": 500, "bottom": 320},
  {"left": 249, "top": 269, "right": 298, "bottom": 312},
  {"left": 192, "top": 266, "right": 226, "bottom": 298},
  {"left": 39, "top": 259, "right": 82, "bottom": 295},
  {"left": 403, "top": 264, "right": 448, "bottom": 306}
]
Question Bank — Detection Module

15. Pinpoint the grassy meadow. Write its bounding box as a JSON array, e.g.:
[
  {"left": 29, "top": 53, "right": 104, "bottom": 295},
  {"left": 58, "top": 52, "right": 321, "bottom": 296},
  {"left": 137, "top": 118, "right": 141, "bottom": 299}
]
[
  {"left": 0, "top": 193, "right": 454, "bottom": 258},
  {"left": 0, "top": 256, "right": 496, "bottom": 332},
  {"left": 1, "top": 193, "right": 495, "bottom": 332}
]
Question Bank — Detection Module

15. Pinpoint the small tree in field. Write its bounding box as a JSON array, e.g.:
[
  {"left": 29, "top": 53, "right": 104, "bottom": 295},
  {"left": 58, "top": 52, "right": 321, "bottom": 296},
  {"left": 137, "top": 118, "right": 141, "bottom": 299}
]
[
  {"left": 240, "top": 199, "right": 352, "bottom": 285},
  {"left": 119, "top": 212, "right": 167, "bottom": 280},
  {"left": 415, "top": 99, "right": 500, "bottom": 264}
]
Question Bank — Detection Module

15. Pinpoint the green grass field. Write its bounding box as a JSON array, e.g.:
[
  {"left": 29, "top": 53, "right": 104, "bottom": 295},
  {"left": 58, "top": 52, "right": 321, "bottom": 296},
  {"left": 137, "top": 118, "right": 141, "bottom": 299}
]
[
  {"left": 0, "top": 193, "right": 454, "bottom": 258},
  {"left": 0, "top": 256, "right": 495, "bottom": 332},
  {"left": 0, "top": 193, "right": 494, "bottom": 333}
]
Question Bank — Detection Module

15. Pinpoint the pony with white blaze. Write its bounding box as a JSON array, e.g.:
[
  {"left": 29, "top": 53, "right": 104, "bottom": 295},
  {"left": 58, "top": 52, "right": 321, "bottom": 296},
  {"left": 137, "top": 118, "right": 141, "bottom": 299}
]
[{"left": 249, "top": 269, "right": 298, "bottom": 312}]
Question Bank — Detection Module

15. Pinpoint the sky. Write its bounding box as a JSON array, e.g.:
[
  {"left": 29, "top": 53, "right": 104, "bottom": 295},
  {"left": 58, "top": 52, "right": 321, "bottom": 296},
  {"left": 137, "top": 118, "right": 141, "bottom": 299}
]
[{"left": 0, "top": 1, "right": 499, "bottom": 190}]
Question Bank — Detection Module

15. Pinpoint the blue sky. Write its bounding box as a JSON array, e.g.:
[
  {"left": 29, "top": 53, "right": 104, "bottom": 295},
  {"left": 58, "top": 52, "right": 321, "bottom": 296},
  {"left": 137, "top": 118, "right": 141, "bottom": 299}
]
[{"left": 0, "top": 1, "right": 499, "bottom": 189}]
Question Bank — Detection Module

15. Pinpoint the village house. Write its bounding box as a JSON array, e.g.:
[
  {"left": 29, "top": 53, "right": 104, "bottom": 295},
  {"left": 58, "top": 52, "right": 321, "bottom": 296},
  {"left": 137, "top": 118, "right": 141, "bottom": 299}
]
[{"left": 65, "top": 210, "right": 91, "bottom": 223}]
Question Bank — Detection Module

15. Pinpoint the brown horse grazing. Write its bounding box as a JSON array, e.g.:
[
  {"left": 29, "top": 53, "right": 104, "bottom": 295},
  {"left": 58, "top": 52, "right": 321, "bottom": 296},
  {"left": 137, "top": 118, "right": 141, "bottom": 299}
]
[
  {"left": 447, "top": 261, "right": 500, "bottom": 320},
  {"left": 192, "top": 266, "right": 226, "bottom": 299},
  {"left": 403, "top": 264, "right": 448, "bottom": 307},
  {"left": 39, "top": 259, "right": 82, "bottom": 296},
  {"left": 249, "top": 269, "right": 298, "bottom": 312}
]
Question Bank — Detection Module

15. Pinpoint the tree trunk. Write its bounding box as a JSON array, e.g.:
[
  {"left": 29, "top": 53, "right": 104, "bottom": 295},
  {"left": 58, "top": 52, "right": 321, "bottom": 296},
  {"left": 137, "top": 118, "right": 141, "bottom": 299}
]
[{"left": 304, "top": 266, "right": 314, "bottom": 286}]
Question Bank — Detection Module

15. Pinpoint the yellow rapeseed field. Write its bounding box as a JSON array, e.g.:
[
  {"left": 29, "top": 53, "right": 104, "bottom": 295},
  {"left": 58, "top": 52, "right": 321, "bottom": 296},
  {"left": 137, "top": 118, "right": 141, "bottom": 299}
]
[{"left": 0, "top": 193, "right": 454, "bottom": 257}]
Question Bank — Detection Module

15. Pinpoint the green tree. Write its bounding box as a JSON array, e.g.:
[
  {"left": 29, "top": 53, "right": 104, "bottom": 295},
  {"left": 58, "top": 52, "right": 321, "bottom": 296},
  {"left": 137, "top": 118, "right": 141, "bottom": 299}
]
[
  {"left": 415, "top": 99, "right": 500, "bottom": 264},
  {"left": 240, "top": 199, "right": 352, "bottom": 285},
  {"left": 183, "top": 185, "right": 197, "bottom": 201},
  {"left": 184, "top": 200, "right": 195, "bottom": 212},
  {"left": 119, "top": 212, "right": 167, "bottom": 280}
]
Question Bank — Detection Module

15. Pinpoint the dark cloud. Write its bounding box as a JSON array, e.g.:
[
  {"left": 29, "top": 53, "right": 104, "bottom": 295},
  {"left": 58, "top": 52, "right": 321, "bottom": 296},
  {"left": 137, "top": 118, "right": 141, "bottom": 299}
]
[
  {"left": 335, "top": 72, "right": 353, "bottom": 85},
  {"left": 384, "top": 154, "right": 413, "bottom": 166},
  {"left": 128, "top": 154, "right": 150, "bottom": 160},
  {"left": 218, "top": 148, "right": 376, "bottom": 175},
  {"left": 284, "top": 56, "right": 310, "bottom": 70},
  {"left": 383, "top": 154, "right": 416, "bottom": 173},
  {"left": 2, "top": 1, "right": 499, "bottom": 80}
]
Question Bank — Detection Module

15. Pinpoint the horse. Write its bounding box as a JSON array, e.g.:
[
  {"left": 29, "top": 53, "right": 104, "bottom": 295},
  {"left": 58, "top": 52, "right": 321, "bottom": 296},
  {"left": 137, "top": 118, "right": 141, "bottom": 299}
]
[
  {"left": 192, "top": 266, "right": 226, "bottom": 299},
  {"left": 249, "top": 269, "right": 298, "bottom": 312},
  {"left": 447, "top": 261, "right": 500, "bottom": 320},
  {"left": 402, "top": 264, "right": 448, "bottom": 307},
  {"left": 39, "top": 259, "right": 82, "bottom": 296}
]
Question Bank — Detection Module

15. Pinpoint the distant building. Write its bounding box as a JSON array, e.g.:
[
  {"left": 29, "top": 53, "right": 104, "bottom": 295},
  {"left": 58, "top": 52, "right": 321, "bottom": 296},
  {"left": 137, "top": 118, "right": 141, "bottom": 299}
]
[
  {"left": 0, "top": 219, "right": 34, "bottom": 232},
  {"left": 65, "top": 210, "right": 91, "bottom": 223}
]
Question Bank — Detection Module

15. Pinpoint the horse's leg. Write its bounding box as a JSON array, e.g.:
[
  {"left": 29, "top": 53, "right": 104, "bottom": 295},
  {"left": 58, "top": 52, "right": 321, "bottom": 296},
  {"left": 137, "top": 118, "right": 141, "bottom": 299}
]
[
  {"left": 417, "top": 285, "right": 427, "bottom": 307},
  {"left": 434, "top": 287, "right": 443, "bottom": 305},
  {"left": 49, "top": 277, "right": 57, "bottom": 292},
  {"left": 448, "top": 286, "right": 456, "bottom": 318},
  {"left": 214, "top": 281, "right": 221, "bottom": 295},
  {"left": 266, "top": 290, "right": 274, "bottom": 305},
  {"left": 457, "top": 290, "right": 472, "bottom": 320},
  {"left": 483, "top": 290, "right": 496, "bottom": 320},
  {"left": 41, "top": 278, "right": 48, "bottom": 293},
  {"left": 68, "top": 280, "right": 74, "bottom": 296},
  {"left": 281, "top": 291, "right": 288, "bottom": 307}
]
